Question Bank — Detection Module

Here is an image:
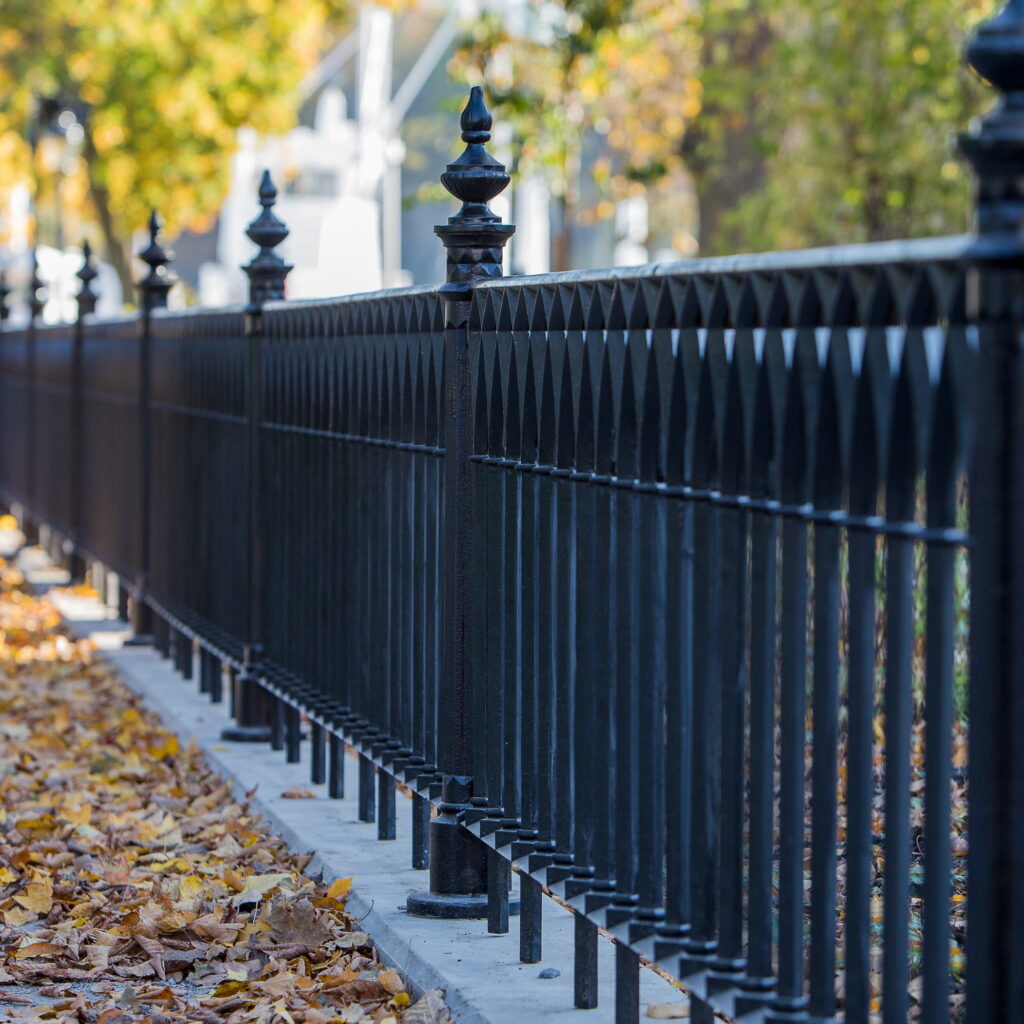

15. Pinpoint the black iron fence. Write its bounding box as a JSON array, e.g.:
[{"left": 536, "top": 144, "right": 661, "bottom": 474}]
[{"left": 2, "top": 7, "right": 1023, "bottom": 1022}]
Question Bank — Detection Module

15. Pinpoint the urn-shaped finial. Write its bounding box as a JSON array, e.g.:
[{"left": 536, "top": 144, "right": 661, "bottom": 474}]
[
  {"left": 439, "top": 86, "right": 511, "bottom": 225},
  {"left": 28, "top": 251, "right": 45, "bottom": 322},
  {"left": 76, "top": 240, "right": 99, "bottom": 317},
  {"left": 243, "top": 169, "right": 292, "bottom": 312},
  {"left": 138, "top": 210, "right": 175, "bottom": 311},
  {"left": 959, "top": 0, "right": 1024, "bottom": 233},
  {"left": 0, "top": 269, "right": 9, "bottom": 324}
]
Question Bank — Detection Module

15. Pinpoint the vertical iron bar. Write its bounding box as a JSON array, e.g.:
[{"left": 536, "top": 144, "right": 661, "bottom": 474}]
[
  {"left": 271, "top": 695, "right": 285, "bottom": 752},
  {"left": 487, "top": 846, "right": 511, "bottom": 934},
  {"left": 378, "top": 771, "right": 397, "bottom": 841},
  {"left": 808, "top": 358, "right": 842, "bottom": 1020},
  {"left": 687, "top": 367, "right": 721, "bottom": 962},
  {"left": 574, "top": 914, "right": 599, "bottom": 1010},
  {"left": 614, "top": 944, "right": 640, "bottom": 1024},
  {"left": 881, "top": 368, "right": 916, "bottom": 1024},
  {"left": 285, "top": 705, "right": 301, "bottom": 764},
  {"left": 310, "top": 721, "right": 326, "bottom": 785},
  {"left": 359, "top": 755, "right": 376, "bottom": 823},
  {"left": 412, "top": 793, "right": 430, "bottom": 869},
  {"left": 921, "top": 347, "right": 958, "bottom": 1024},
  {"left": 809, "top": 517, "right": 840, "bottom": 1019},
  {"left": 746, "top": 506, "right": 776, "bottom": 988},
  {"left": 329, "top": 733, "right": 345, "bottom": 799},
  {"left": 774, "top": 367, "right": 809, "bottom": 1015},
  {"left": 845, "top": 358, "right": 880, "bottom": 1024},
  {"left": 520, "top": 873, "right": 543, "bottom": 963}
]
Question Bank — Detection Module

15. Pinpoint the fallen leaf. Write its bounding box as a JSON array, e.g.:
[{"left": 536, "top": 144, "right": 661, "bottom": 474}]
[
  {"left": 14, "top": 941, "right": 62, "bottom": 959},
  {"left": 262, "top": 897, "right": 334, "bottom": 948},
  {"left": 230, "top": 872, "right": 294, "bottom": 906},
  {"left": 327, "top": 877, "right": 353, "bottom": 899},
  {"left": 402, "top": 989, "right": 453, "bottom": 1024},
  {"left": 647, "top": 1003, "right": 690, "bottom": 1019}
]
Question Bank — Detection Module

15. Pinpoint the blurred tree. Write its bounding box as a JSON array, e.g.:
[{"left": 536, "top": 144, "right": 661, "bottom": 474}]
[
  {"left": 0, "top": 0, "right": 350, "bottom": 299},
  {"left": 450, "top": 0, "right": 701, "bottom": 271},
  {"left": 691, "top": 0, "right": 995, "bottom": 254}
]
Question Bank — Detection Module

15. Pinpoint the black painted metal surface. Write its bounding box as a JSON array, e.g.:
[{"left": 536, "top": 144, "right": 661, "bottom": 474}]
[{"left": 1, "top": 6, "right": 1023, "bottom": 1019}]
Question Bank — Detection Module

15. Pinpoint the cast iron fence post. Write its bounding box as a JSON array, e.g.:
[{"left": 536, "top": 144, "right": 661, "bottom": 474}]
[
  {"left": 0, "top": 269, "right": 10, "bottom": 324},
  {"left": 134, "top": 211, "right": 174, "bottom": 638},
  {"left": 22, "top": 252, "right": 44, "bottom": 544},
  {"left": 69, "top": 240, "right": 97, "bottom": 579},
  {"left": 407, "top": 87, "right": 515, "bottom": 918},
  {"left": 960, "top": 3, "right": 1024, "bottom": 1022},
  {"left": 223, "top": 170, "right": 291, "bottom": 743}
]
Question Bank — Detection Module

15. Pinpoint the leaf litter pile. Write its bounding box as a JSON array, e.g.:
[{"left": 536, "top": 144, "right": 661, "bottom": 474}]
[{"left": 0, "top": 561, "right": 449, "bottom": 1024}]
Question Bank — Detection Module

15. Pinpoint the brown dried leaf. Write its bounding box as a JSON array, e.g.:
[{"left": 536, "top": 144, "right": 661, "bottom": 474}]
[
  {"left": 402, "top": 989, "right": 453, "bottom": 1024},
  {"left": 262, "top": 897, "right": 333, "bottom": 948}
]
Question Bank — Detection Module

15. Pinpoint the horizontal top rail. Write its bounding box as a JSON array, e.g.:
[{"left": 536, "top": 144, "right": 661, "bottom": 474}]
[{"left": 10, "top": 232, "right": 1022, "bottom": 338}]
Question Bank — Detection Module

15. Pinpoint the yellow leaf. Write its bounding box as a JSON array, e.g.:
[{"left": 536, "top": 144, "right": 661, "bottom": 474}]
[
  {"left": 179, "top": 875, "right": 204, "bottom": 900},
  {"left": 391, "top": 991, "right": 411, "bottom": 1007},
  {"left": 3, "top": 906, "right": 35, "bottom": 926},
  {"left": 148, "top": 735, "right": 179, "bottom": 759},
  {"left": 230, "top": 872, "right": 293, "bottom": 905},
  {"left": 326, "top": 877, "right": 352, "bottom": 899},
  {"left": 213, "top": 980, "right": 247, "bottom": 998},
  {"left": 63, "top": 804, "right": 92, "bottom": 826},
  {"left": 14, "top": 877, "right": 53, "bottom": 916},
  {"left": 272, "top": 1000, "right": 296, "bottom": 1024}
]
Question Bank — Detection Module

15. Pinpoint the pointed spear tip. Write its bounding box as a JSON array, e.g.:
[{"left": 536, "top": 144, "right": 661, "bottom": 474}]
[
  {"left": 259, "top": 168, "right": 276, "bottom": 201},
  {"left": 461, "top": 85, "right": 492, "bottom": 138}
]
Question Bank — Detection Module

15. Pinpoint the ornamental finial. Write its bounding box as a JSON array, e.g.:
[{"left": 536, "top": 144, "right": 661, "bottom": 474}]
[
  {"left": 138, "top": 210, "right": 175, "bottom": 311},
  {"left": 28, "top": 250, "right": 45, "bottom": 322},
  {"left": 959, "top": 0, "right": 1024, "bottom": 233},
  {"left": 243, "top": 169, "right": 292, "bottom": 312},
  {"left": 0, "top": 270, "right": 9, "bottom": 324},
  {"left": 439, "top": 86, "right": 511, "bottom": 226},
  {"left": 76, "top": 239, "right": 98, "bottom": 317}
]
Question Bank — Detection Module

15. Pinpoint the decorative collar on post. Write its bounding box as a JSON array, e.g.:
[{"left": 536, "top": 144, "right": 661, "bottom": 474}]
[
  {"left": 28, "top": 251, "right": 45, "bottom": 323},
  {"left": 138, "top": 210, "right": 175, "bottom": 312},
  {"left": 242, "top": 169, "right": 292, "bottom": 317},
  {"left": 0, "top": 269, "right": 9, "bottom": 324},
  {"left": 436, "top": 86, "right": 515, "bottom": 322},
  {"left": 959, "top": 0, "right": 1024, "bottom": 234},
  {"left": 76, "top": 240, "right": 99, "bottom": 318}
]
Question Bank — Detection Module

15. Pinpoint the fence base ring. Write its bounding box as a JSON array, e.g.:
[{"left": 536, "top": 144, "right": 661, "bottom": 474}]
[
  {"left": 221, "top": 724, "right": 273, "bottom": 743},
  {"left": 406, "top": 891, "right": 521, "bottom": 920}
]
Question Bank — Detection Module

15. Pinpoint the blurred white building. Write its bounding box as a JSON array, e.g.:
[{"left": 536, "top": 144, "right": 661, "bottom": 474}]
[{"left": 193, "top": 1, "right": 562, "bottom": 306}]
